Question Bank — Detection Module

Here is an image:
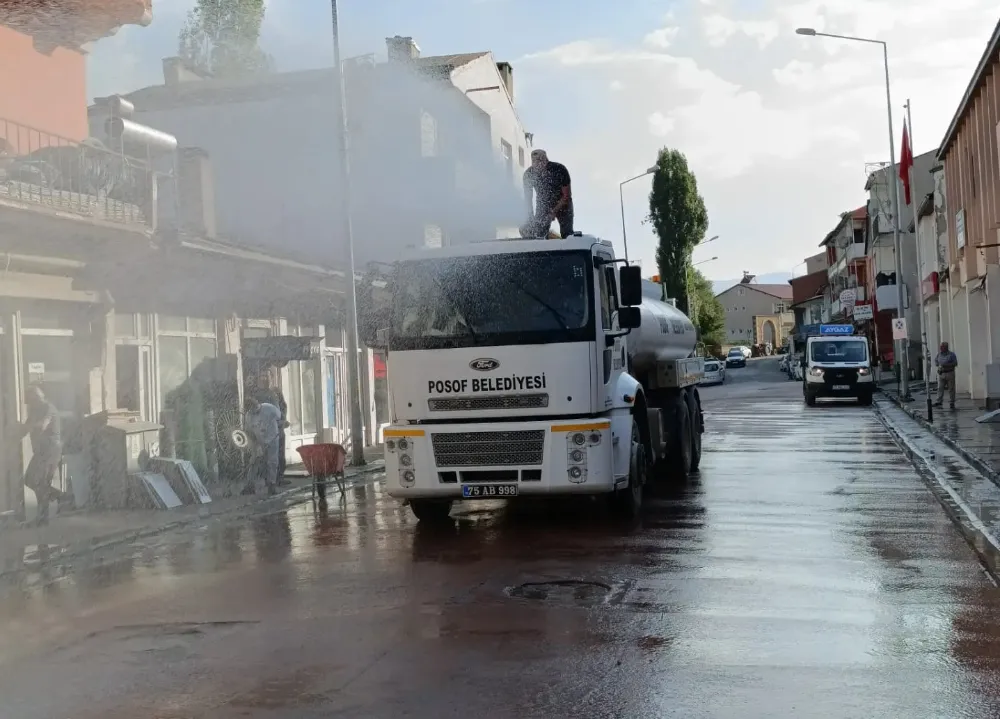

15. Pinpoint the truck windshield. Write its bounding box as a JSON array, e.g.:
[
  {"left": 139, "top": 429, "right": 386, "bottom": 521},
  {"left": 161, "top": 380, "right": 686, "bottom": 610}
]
[
  {"left": 390, "top": 250, "right": 593, "bottom": 349},
  {"left": 811, "top": 340, "right": 868, "bottom": 363}
]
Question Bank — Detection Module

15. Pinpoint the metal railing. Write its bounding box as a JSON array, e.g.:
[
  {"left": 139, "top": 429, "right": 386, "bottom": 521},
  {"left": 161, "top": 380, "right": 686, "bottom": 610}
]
[{"left": 0, "top": 118, "right": 156, "bottom": 227}]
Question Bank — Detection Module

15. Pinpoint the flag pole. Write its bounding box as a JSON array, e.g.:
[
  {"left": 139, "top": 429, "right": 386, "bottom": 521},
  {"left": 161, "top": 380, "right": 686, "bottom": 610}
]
[{"left": 905, "top": 99, "right": 933, "bottom": 421}]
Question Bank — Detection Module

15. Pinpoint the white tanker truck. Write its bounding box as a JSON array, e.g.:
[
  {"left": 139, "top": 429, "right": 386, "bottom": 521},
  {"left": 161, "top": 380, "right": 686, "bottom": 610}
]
[{"left": 363, "top": 234, "right": 705, "bottom": 522}]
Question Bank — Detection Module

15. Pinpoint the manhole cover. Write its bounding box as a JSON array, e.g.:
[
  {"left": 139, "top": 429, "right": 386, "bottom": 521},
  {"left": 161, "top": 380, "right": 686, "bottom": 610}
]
[{"left": 506, "top": 580, "right": 612, "bottom": 606}]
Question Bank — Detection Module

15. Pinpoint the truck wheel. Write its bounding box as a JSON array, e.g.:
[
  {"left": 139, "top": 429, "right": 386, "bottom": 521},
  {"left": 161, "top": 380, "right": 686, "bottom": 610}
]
[
  {"left": 667, "top": 398, "right": 692, "bottom": 480},
  {"left": 611, "top": 418, "right": 645, "bottom": 519},
  {"left": 686, "top": 391, "right": 703, "bottom": 471},
  {"left": 858, "top": 392, "right": 873, "bottom": 407},
  {"left": 409, "top": 499, "right": 453, "bottom": 523}
]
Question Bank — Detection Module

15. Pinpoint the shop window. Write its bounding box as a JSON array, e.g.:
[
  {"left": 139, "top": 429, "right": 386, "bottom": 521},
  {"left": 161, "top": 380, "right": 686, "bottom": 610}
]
[
  {"left": 115, "top": 313, "right": 137, "bottom": 338},
  {"left": 188, "top": 318, "right": 216, "bottom": 334},
  {"left": 159, "top": 316, "right": 187, "bottom": 332},
  {"left": 158, "top": 335, "right": 188, "bottom": 403},
  {"left": 189, "top": 337, "right": 218, "bottom": 375}
]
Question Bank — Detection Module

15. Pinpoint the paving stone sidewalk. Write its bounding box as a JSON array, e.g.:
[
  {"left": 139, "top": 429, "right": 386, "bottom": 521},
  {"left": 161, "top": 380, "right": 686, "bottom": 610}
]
[
  {"left": 881, "top": 382, "right": 1000, "bottom": 485},
  {"left": 0, "top": 448, "right": 385, "bottom": 576}
]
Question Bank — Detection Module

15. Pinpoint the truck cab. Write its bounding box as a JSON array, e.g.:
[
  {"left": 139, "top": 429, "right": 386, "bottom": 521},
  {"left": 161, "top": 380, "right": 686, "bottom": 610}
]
[
  {"left": 802, "top": 325, "right": 874, "bottom": 406},
  {"left": 362, "top": 235, "right": 703, "bottom": 523}
]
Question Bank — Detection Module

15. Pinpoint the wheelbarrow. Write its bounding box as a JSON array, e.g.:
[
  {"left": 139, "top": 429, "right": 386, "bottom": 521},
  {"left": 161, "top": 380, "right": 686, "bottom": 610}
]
[{"left": 296, "top": 443, "right": 347, "bottom": 501}]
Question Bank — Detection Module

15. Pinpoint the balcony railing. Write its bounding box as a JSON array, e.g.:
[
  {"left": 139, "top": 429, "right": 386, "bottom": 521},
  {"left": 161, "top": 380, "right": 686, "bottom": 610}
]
[{"left": 0, "top": 118, "right": 155, "bottom": 228}]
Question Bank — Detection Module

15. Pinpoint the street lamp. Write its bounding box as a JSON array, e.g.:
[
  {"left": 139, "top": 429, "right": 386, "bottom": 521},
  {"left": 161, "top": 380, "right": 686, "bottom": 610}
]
[
  {"left": 330, "top": 0, "right": 367, "bottom": 465},
  {"left": 699, "top": 235, "right": 719, "bottom": 246},
  {"left": 693, "top": 256, "right": 718, "bottom": 266},
  {"left": 796, "top": 26, "right": 910, "bottom": 398},
  {"left": 619, "top": 166, "right": 657, "bottom": 262}
]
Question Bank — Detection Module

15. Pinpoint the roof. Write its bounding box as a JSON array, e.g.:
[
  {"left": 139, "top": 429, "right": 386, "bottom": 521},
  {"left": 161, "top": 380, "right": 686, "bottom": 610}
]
[
  {"left": 938, "top": 16, "right": 1000, "bottom": 160},
  {"left": 789, "top": 270, "right": 828, "bottom": 305},
  {"left": 716, "top": 282, "right": 793, "bottom": 301},
  {"left": 97, "top": 51, "right": 493, "bottom": 112},
  {"left": 820, "top": 206, "right": 867, "bottom": 247}
]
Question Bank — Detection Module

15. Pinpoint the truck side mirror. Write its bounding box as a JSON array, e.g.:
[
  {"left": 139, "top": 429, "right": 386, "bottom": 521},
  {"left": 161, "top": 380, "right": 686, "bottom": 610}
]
[
  {"left": 617, "top": 307, "right": 641, "bottom": 329},
  {"left": 619, "top": 265, "right": 642, "bottom": 306}
]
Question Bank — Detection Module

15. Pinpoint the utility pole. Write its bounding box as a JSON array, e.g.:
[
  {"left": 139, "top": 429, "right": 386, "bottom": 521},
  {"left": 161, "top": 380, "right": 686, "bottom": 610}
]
[
  {"left": 330, "top": 0, "right": 366, "bottom": 465},
  {"left": 905, "top": 99, "right": 932, "bottom": 421}
]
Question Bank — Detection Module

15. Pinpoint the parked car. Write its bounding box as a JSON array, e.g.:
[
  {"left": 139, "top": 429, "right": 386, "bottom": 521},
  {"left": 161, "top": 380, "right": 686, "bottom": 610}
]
[
  {"left": 725, "top": 348, "right": 747, "bottom": 368},
  {"left": 701, "top": 359, "right": 726, "bottom": 385}
]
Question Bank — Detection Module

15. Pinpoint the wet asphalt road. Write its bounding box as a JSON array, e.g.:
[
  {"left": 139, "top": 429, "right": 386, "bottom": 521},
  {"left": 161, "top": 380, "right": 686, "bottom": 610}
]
[{"left": 4, "top": 358, "right": 1000, "bottom": 717}]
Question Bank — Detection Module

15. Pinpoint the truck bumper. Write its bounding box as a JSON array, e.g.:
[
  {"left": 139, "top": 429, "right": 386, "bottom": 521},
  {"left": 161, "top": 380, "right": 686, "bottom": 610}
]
[{"left": 384, "top": 419, "right": 616, "bottom": 500}]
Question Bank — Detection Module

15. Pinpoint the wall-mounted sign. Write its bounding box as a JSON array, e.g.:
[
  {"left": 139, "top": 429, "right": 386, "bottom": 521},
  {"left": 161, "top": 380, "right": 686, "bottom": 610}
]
[
  {"left": 853, "top": 304, "right": 874, "bottom": 321},
  {"left": 27, "top": 362, "right": 44, "bottom": 375}
]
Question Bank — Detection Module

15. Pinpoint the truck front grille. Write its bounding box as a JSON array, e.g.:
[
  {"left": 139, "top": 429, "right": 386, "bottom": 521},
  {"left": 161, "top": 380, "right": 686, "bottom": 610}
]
[
  {"left": 823, "top": 368, "right": 859, "bottom": 386},
  {"left": 432, "top": 430, "right": 545, "bottom": 467},
  {"left": 428, "top": 393, "right": 549, "bottom": 412}
]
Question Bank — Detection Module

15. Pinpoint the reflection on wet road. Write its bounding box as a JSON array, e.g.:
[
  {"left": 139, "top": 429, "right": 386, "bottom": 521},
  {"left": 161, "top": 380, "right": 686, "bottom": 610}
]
[{"left": 5, "top": 368, "right": 1000, "bottom": 717}]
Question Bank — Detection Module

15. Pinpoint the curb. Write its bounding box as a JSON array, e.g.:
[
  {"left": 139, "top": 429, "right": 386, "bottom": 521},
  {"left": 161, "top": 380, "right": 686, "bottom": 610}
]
[
  {"left": 0, "top": 462, "right": 385, "bottom": 581},
  {"left": 877, "top": 387, "right": 1000, "bottom": 489},
  {"left": 873, "top": 399, "right": 1000, "bottom": 583}
]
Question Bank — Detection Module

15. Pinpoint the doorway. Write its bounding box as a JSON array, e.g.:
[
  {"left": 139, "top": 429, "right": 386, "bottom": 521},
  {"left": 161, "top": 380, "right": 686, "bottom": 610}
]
[{"left": 116, "top": 344, "right": 154, "bottom": 421}]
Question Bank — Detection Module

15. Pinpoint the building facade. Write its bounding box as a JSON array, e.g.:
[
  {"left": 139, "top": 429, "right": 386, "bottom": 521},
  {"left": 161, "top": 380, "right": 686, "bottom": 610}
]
[
  {"left": 716, "top": 280, "right": 793, "bottom": 346},
  {"left": 937, "top": 17, "right": 1000, "bottom": 405}
]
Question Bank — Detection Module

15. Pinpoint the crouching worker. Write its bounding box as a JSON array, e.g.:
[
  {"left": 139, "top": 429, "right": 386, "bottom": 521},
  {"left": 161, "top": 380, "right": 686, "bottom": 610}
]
[{"left": 520, "top": 149, "right": 574, "bottom": 239}]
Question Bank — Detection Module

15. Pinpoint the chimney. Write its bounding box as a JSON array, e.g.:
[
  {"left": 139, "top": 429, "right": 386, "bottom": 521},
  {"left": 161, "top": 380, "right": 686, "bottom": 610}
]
[
  {"left": 177, "top": 147, "right": 217, "bottom": 238},
  {"left": 162, "top": 56, "right": 208, "bottom": 85},
  {"left": 386, "top": 35, "right": 420, "bottom": 63},
  {"left": 496, "top": 62, "right": 514, "bottom": 100}
]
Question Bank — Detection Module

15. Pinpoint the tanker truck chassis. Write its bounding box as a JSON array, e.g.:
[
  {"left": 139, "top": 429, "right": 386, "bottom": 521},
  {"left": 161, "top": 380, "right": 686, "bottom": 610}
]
[{"left": 363, "top": 234, "right": 705, "bottom": 523}]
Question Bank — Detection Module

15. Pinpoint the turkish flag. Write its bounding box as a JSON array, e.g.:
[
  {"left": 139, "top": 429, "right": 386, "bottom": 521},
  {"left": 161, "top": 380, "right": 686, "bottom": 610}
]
[{"left": 899, "top": 121, "right": 914, "bottom": 205}]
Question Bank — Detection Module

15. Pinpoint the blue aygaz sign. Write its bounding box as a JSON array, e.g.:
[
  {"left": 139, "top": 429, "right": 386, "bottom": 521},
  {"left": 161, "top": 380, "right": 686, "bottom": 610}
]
[{"left": 819, "top": 324, "right": 854, "bottom": 336}]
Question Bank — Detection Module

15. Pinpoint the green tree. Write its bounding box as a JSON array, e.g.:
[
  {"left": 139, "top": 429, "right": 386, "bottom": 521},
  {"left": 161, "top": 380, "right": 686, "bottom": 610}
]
[
  {"left": 647, "top": 148, "right": 708, "bottom": 316},
  {"left": 178, "top": 0, "right": 272, "bottom": 77},
  {"left": 688, "top": 266, "right": 725, "bottom": 354}
]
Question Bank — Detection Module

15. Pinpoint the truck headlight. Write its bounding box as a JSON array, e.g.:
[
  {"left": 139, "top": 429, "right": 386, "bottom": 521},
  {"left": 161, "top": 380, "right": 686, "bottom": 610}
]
[
  {"left": 809, "top": 367, "right": 824, "bottom": 377},
  {"left": 400, "top": 454, "right": 412, "bottom": 467},
  {"left": 386, "top": 439, "right": 396, "bottom": 451},
  {"left": 401, "top": 470, "right": 415, "bottom": 484},
  {"left": 571, "top": 432, "right": 586, "bottom": 446},
  {"left": 568, "top": 466, "right": 583, "bottom": 479},
  {"left": 397, "top": 438, "right": 409, "bottom": 451},
  {"left": 570, "top": 448, "right": 585, "bottom": 463},
  {"left": 588, "top": 431, "right": 602, "bottom": 445}
]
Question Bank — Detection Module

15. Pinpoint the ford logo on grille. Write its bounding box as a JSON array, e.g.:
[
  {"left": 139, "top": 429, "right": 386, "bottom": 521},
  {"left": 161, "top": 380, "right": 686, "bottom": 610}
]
[{"left": 470, "top": 358, "right": 500, "bottom": 371}]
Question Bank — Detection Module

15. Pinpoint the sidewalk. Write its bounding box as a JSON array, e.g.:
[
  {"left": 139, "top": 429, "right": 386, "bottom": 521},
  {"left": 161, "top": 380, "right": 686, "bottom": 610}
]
[
  {"left": 0, "top": 446, "right": 385, "bottom": 577},
  {"left": 881, "top": 382, "right": 1000, "bottom": 485}
]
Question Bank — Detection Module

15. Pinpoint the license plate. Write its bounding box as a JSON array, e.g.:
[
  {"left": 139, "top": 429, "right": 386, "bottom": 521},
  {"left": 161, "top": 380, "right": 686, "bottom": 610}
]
[
  {"left": 833, "top": 384, "right": 850, "bottom": 390},
  {"left": 462, "top": 484, "right": 518, "bottom": 498}
]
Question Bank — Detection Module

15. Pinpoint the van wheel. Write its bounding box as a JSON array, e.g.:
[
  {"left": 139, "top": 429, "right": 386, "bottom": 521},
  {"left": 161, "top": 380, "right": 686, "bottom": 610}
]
[
  {"left": 686, "top": 391, "right": 703, "bottom": 471},
  {"left": 858, "top": 392, "right": 873, "bottom": 407},
  {"left": 409, "top": 499, "right": 454, "bottom": 523},
  {"left": 667, "top": 398, "right": 692, "bottom": 480},
  {"left": 804, "top": 392, "right": 817, "bottom": 407},
  {"left": 611, "top": 418, "right": 645, "bottom": 519}
]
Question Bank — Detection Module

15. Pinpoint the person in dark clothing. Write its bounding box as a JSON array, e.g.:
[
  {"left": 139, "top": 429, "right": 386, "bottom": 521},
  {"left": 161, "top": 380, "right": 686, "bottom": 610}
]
[
  {"left": 18, "top": 385, "right": 72, "bottom": 524},
  {"left": 252, "top": 372, "right": 291, "bottom": 486},
  {"left": 521, "top": 149, "right": 574, "bottom": 239}
]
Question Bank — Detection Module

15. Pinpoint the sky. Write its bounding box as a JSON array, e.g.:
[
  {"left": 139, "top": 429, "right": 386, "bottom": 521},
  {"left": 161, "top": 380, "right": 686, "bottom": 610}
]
[{"left": 87, "top": 0, "right": 998, "bottom": 283}]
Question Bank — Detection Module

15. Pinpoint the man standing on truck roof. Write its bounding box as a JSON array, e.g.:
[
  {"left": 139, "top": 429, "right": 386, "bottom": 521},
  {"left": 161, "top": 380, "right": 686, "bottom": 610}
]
[{"left": 521, "top": 149, "right": 574, "bottom": 239}]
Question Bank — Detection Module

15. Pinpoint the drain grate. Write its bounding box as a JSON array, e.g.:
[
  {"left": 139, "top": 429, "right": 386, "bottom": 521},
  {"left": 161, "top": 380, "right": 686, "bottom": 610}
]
[{"left": 506, "top": 579, "right": 612, "bottom": 606}]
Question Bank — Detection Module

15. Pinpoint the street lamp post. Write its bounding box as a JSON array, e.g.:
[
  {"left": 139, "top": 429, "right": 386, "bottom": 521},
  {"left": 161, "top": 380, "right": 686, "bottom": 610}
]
[
  {"left": 619, "top": 167, "right": 657, "bottom": 262},
  {"left": 331, "top": 0, "right": 367, "bottom": 465},
  {"left": 688, "top": 256, "right": 719, "bottom": 322},
  {"left": 796, "top": 27, "right": 910, "bottom": 399}
]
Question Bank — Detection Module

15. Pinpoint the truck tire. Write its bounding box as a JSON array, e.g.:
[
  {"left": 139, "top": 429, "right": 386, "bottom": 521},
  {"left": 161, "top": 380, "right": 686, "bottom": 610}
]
[
  {"left": 611, "top": 418, "right": 645, "bottom": 519},
  {"left": 667, "top": 397, "right": 692, "bottom": 480},
  {"left": 858, "top": 391, "right": 873, "bottom": 406},
  {"left": 409, "top": 499, "right": 453, "bottom": 523},
  {"left": 686, "top": 391, "right": 703, "bottom": 471}
]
